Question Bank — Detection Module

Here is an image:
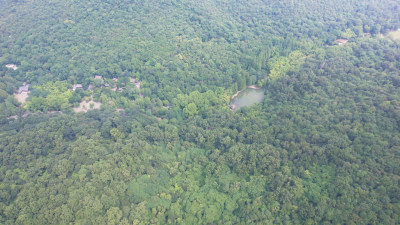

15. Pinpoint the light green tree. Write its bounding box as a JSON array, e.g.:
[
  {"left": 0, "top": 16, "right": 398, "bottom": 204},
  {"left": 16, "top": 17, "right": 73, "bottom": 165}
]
[{"left": 183, "top": 103, "right": 198, "bottom": 117}]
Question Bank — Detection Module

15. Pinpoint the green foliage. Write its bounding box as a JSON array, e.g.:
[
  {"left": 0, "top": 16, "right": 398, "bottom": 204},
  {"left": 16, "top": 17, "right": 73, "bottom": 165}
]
[
  {"left": 0, "top": 0, "right": 400, "bottom": 224},
  {"left": 174, "top": 89, "right": 230, "bottom": 117},
  {"left": 267, "top": 50, "right": 305, "bottom": 81},
  {"left": 27, "top": 81, "right": 73, "bottom": 111},
  {"left": 183, "top": 102, "right": 198, "bottom": 117},
  {"left": 341, "top": 28, "right": 357, "bottom": 39},
  {"left": 0, "top": 76, "right": 20, "bottom": 119}
]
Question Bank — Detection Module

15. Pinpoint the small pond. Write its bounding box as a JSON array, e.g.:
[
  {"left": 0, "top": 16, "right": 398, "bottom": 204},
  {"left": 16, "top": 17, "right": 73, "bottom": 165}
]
[{"left": 230, "top": 87, "right": 265, "bottom": 110}]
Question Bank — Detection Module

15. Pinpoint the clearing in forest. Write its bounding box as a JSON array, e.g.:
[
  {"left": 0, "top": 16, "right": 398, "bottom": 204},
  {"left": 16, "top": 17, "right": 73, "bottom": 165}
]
[
  {"left": 334, "top": 39, "right": 348, "bottom": 45},
  {"left": 5, "top": 64, "right": 18, "bottom": 70},
  {"left": 73, "top": 99, "right": 102, "bottom": 113},
  {"left": 387, "top": 29, "right": 400, "bottom": 40},
  {"left": 14, "top": 91, "right": 30, "bottom": 103}
]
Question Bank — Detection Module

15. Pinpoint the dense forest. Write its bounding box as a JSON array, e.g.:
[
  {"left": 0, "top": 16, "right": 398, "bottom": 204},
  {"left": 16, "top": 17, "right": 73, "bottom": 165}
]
[{"left": 1, "top": 0, "right": 400, "bottom": 224}]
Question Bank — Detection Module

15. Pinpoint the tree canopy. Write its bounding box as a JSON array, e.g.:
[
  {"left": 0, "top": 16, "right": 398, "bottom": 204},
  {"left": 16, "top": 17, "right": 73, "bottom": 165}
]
[{"left": 0, "top": 0, "right": 400, "bottom": 224}]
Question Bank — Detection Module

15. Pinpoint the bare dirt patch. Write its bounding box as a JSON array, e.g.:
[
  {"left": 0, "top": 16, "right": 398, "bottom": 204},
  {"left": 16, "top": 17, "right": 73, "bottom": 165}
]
[
  {"left": 14, "top": 91, "right": 30, "bottom": 104},
  {"left": 388, "top": 29, "right": 400, "bottom": 40},
  {"left": 73, "top": 100, "right": 102, "bottom": 113},
  {"left": 135, "top": 81, "right": 141, "bottom": 90},
  {"left": 6, "top": 64, "right": 18, "bottom": 70},
  {"left": 130, "top": 78, "right": 142, "bottom": 90},
  {"left": 334, "top": 39, "right": 348, "bottom": 45}
]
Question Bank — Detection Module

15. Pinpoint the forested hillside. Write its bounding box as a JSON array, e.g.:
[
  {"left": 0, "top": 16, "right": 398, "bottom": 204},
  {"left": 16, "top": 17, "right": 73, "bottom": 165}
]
[{"left": 1, "top": 0, "right": 400, "bottom": 224}]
